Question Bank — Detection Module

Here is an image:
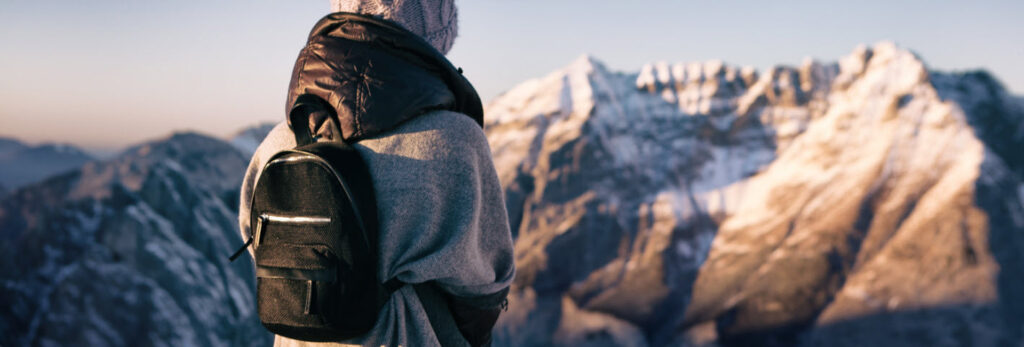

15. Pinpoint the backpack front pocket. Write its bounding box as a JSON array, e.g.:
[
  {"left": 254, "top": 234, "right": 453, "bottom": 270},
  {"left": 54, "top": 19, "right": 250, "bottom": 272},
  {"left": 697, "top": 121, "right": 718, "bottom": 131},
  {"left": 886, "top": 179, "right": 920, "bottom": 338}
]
[{"left": 255, "top": 243, "right": 348, "bottom": 340}]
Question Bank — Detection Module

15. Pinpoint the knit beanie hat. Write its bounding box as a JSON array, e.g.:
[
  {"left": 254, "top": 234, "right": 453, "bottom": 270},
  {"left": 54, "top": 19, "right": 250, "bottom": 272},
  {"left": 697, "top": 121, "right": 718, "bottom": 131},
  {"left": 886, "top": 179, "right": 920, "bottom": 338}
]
[{"left": 330, "top": 0, "right": 459, "bottom": 54}]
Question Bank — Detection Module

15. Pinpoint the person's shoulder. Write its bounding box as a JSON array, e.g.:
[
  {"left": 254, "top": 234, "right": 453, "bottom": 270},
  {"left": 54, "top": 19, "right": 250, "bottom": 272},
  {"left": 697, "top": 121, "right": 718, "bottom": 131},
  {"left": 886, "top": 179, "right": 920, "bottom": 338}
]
[
  {"left": 251, "top": 121, "right": 294, "bottom": 161},
  {"left": 421, "top": 110, "right": 482, "bottom": 131},
  {"left": 388, "top": 110, "right": 489, "bottom": 149},
  {"left": 261, "top": 121, "right": 293, "bottom": 148},
  {"left": 354, "top": 110, "right": 489, "bottom": 165},
  {"left": 404, "top": 109, "right": 483, "bottom": 133}
]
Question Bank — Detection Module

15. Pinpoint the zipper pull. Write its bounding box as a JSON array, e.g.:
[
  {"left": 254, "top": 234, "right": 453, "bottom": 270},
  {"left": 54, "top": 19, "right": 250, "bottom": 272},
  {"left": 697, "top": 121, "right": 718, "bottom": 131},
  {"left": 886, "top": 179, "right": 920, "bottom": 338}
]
[
  {"left": 304, "top": 280, "right": 314, "bottom": 315},
  {"left": 228, "top": 237, "right": 253, "bottom": 262}
]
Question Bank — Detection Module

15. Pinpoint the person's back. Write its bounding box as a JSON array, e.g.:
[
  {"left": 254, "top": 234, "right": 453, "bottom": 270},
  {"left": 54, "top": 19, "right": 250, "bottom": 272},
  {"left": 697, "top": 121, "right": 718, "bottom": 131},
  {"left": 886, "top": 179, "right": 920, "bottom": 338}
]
[{"left": 238, "top": 1, "right": 515, "bottom": 346}]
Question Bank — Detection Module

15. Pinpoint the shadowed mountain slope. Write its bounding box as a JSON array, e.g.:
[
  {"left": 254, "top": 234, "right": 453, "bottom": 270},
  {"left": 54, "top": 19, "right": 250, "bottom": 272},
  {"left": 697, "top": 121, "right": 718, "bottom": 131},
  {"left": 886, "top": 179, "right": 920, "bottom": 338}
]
[{"left": 0, "top": 132, "right": 270, "bottom": 346}]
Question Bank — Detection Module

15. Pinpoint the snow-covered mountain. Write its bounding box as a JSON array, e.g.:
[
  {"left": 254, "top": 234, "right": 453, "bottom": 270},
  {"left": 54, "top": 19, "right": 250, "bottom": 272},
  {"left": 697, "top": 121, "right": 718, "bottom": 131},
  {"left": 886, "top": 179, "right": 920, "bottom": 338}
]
[
  {"left": 486, "top": 42, "right": 1024, "bottom": 346},
  {"left": 0, "top": 132, "right": 270, "bottom": 346},
  {"left": 0, "top": 137, "right": 93, "bottom": 192}
]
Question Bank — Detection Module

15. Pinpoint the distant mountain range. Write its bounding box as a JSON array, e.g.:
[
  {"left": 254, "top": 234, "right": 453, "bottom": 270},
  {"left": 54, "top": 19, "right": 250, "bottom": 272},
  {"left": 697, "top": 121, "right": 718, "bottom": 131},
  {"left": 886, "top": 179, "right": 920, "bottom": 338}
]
[
  {"left": 0, "top": 137, "right": 94, "bottom": 193},
  {"left": 2, "top": 42, "right": 1023, "bottom": 346}
]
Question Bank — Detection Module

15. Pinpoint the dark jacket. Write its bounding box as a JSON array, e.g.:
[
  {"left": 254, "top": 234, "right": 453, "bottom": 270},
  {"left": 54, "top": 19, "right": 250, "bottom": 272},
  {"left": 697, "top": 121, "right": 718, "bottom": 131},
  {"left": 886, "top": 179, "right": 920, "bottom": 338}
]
[{"left": 284, "top": 12, "right": 482, "bottom": 142}]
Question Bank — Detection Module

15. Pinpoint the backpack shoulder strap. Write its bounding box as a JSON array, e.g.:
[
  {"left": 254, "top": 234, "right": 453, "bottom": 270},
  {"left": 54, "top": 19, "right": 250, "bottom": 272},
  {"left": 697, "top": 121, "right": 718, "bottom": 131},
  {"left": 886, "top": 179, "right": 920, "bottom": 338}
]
[
  {"left": 413, "top": 283, "right": 468, "bottom": 347},
  {"left": 415, "top": 283, "right": 509, "bottom": 347}
]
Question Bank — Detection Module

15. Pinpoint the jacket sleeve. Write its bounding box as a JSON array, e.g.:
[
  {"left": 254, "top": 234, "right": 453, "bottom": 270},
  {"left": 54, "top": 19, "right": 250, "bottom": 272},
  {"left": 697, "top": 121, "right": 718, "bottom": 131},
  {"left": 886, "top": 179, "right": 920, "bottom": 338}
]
[{"left": 446, "top": 286, "right": 509, "bottom": 346}]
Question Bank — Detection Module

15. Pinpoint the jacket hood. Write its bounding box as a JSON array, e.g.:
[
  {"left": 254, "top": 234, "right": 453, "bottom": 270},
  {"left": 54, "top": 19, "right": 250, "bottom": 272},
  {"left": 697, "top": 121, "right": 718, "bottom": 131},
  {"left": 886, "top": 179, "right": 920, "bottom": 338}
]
[{"left": 285, "top": 12, "right": 483, "bottom": 142}]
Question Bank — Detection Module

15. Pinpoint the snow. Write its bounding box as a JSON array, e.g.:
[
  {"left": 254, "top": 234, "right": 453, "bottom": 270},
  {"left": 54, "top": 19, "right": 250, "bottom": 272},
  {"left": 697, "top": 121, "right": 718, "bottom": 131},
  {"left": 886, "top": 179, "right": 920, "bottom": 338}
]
[
  {"left": 24, "top": 263, "right": 81, "bottom": 345},
  {"left": 636, "top": 60, "right": 747, "bottom": 115},
  {"left": 690, "top": 145, "right": 774, "bottom": 195}
]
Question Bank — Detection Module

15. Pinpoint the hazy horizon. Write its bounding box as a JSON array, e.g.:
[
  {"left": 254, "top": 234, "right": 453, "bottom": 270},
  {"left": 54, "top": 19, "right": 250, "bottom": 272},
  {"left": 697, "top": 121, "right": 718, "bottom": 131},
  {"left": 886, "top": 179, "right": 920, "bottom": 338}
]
[{"left": 2, "top": 1, "right": 1021, "bottom": 154}]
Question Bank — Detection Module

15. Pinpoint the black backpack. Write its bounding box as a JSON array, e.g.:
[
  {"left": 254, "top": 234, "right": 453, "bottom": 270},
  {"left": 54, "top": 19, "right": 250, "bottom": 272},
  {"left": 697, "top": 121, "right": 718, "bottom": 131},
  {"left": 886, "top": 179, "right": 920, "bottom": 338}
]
[
  {"left": 228, "top": 12, "right": 507, "bottom": 345},
  {"left": 230, "top": 94, "right": 398, "bottom": 341},
  {"left": 230, "top": 95, "right": 505, "bottom": 346}
]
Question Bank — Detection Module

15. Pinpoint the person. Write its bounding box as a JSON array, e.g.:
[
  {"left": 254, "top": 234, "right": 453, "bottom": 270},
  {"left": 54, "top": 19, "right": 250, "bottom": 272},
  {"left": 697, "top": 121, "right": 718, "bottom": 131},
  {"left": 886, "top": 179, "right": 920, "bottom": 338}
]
[{"left": 237, "top": 1, "right": 516, "bottom": 346}]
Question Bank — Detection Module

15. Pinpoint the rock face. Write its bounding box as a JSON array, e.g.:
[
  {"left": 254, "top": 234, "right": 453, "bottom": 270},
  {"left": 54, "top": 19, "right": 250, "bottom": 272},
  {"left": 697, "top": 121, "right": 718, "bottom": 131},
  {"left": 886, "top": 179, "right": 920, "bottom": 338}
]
[
  {"left": 0, "top": 137, "right": 94, "bottom": 192},
  {"left": 486, "top": 42, "right": 1024, "bottom": 346},
  {"left": 0, "top": 132, "right": 270, "bottom": 346}
]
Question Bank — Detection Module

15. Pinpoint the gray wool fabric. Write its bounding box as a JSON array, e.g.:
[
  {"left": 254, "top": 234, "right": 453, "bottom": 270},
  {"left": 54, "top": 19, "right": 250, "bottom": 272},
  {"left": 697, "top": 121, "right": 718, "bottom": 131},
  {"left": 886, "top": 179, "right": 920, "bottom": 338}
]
[
  {"left": 238, "top": 110, "right": 515, "bottom": 347},
  {"left": 330, "top": 0, "right": 458, "bottom": 54}
]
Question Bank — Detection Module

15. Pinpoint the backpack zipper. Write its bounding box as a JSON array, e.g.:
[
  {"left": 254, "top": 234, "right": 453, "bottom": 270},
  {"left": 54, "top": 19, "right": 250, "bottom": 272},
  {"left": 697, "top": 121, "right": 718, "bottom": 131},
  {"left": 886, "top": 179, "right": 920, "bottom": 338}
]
[
  {"left": 260, "top": 214, "right": 332, "bottom": 224},
  {"left": 229, "top": 213, "right": 332, "bottom": 261},
  {"left": 253, "top": 213, "right": 331, "bottom": 249},
  {"left": 268, "top": 155, "right": 319, "bottom": 165}
]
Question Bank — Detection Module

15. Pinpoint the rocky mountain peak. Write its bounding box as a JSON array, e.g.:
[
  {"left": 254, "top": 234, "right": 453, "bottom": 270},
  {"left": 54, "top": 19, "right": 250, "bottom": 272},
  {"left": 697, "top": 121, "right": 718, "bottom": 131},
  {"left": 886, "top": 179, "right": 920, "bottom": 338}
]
[
  {"left": 486, "top": 53, "right": 619, "bottom": 127},
  {"left": 488, "top": 42, "right": 1024, "bottom": 346},
  {"left": 68, "top": 132, "right": 247, "bottom": 202},
  {"left": 0, "top": 131, "right": 267, "bottom": 346},
  {"left": 636, "top": 59, "right": 753, "bottom": 116},
  {"left": 566, "top": 53, "right": 604, "bottom": 75}
]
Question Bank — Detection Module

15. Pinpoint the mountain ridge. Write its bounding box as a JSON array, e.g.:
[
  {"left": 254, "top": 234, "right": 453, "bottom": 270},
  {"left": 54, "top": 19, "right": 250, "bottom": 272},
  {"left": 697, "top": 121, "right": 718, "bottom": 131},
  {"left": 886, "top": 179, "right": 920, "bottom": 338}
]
[
  {"left": 0, "top": 137, "right": 94, "bottom": 193},
  {"left": 0, "top": 131, "right": 270, "bottom": 346},
  {"left": 487, "top": 41, "right": 1024, "bottom": 346}
]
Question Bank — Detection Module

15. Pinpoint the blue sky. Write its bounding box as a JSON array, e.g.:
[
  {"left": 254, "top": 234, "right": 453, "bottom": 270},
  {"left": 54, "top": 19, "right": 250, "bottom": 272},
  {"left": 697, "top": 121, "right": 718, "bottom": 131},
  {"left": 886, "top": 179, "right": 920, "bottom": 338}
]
[{"left": 1, "top": 1, "right": 1021, "bottom": 154}]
